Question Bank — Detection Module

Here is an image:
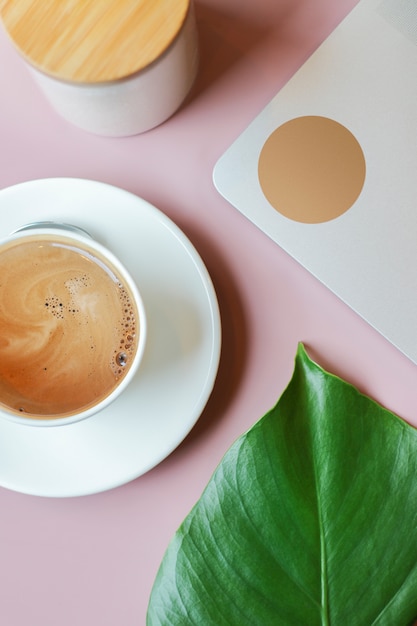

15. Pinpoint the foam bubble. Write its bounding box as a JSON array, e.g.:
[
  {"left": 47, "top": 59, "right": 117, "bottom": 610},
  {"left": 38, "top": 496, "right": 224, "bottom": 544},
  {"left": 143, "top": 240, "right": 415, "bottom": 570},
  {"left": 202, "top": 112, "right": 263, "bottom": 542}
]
[{"left": 116, "top": 352, "right": 127, "bottom": 367}]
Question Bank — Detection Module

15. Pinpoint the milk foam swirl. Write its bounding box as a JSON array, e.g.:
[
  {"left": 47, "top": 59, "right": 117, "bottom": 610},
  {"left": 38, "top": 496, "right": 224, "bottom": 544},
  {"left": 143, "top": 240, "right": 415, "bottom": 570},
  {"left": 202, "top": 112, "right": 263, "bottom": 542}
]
[{"left": 0, "top": 236, "right": 138, "bottom": 417}]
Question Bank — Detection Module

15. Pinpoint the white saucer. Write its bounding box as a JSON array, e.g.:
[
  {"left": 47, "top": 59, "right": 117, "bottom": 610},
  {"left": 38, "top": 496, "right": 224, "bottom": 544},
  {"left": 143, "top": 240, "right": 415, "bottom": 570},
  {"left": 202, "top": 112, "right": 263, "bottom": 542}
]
[{"left": 0, "top": 178, "right": 221, "bottom": 497}]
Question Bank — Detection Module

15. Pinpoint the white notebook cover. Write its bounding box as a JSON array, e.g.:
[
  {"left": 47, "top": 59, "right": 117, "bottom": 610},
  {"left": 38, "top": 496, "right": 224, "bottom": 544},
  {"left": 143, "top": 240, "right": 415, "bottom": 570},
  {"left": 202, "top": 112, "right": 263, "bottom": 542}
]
[{"left": 213, "top": 0, "right": 417, "bottom": 365}]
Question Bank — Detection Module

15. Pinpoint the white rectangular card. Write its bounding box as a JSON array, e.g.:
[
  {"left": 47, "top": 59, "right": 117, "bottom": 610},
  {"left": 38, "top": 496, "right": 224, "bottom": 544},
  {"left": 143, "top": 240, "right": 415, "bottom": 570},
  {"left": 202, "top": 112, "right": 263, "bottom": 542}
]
[{"left": 213, "top": 0, "right": 417, "bottom": 364}]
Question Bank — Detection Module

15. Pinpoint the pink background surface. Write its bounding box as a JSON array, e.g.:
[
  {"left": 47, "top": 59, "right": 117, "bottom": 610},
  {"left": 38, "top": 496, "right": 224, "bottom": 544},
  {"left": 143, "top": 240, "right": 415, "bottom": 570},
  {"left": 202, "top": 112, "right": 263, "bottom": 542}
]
[{"left": 1, "top": 0, "right": 417, "bottom": 624}]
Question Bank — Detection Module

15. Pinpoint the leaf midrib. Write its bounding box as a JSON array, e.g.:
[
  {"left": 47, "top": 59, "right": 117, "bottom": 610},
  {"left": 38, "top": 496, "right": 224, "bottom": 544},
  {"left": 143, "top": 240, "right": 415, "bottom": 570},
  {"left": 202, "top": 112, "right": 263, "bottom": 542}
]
[
  {"left": 308, "top": 375, "right": 330, "bottom": 626},
  {"left": 315, "top": 467, "right": 329, "bottom": 626}
]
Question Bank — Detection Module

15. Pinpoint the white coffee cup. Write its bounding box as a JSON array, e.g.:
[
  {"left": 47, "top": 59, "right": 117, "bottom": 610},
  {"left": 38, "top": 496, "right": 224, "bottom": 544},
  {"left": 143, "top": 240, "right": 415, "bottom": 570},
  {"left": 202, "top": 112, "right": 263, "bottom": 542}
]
[{"left": 0, "top": 222, "right": 147, "bottom": 426}]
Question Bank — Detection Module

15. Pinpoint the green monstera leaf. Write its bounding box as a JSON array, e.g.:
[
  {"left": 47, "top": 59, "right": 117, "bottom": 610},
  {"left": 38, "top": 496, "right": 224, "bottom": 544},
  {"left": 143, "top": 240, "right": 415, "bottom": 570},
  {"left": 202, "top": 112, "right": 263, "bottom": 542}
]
[{"left": 147, "top": 344, "right": 417, "bottom": 625}]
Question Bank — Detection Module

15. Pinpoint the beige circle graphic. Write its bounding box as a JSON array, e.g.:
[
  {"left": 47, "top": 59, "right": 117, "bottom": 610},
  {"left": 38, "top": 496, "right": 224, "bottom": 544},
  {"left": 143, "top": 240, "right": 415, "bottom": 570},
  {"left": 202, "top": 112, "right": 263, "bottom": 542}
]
[{"left": 258, "top": 116, "right": 366, "bottom": 223}]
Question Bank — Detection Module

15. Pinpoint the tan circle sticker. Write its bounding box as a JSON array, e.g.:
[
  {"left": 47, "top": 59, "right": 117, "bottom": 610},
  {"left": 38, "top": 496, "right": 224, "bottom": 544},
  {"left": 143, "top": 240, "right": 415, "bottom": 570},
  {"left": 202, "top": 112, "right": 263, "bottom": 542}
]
[{"left": 258, "top": 116, "right": 366, "bottom": 223}]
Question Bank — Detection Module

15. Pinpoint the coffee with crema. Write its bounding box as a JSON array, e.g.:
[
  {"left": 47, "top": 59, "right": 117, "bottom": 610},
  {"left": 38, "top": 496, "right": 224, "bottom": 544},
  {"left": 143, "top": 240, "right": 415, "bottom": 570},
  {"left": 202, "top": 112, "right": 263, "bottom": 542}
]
[{"left": 0, "top": 234, "right": 139, "bottom": 418}]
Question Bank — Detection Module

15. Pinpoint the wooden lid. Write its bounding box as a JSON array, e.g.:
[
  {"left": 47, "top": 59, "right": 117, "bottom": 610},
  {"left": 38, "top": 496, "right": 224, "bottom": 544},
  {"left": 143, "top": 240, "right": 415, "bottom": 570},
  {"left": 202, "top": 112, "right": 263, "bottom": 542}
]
[{"left": 0, "top": 0, "right": 190, "bottom": 83}]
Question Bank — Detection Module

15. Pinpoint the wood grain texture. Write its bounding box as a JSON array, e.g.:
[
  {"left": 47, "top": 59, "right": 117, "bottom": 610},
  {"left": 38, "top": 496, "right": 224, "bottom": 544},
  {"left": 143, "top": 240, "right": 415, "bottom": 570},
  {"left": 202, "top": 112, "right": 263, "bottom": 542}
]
[{"left": 0, "top": 0, "right": 190, "bottom": 83}]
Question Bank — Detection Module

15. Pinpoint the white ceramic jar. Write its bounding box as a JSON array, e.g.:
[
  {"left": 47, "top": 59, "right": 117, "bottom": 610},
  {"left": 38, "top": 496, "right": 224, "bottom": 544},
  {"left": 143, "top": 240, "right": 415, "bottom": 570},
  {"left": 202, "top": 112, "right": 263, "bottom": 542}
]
[{"left": 0, "top": 0, "right": 199, "bottom": 136}]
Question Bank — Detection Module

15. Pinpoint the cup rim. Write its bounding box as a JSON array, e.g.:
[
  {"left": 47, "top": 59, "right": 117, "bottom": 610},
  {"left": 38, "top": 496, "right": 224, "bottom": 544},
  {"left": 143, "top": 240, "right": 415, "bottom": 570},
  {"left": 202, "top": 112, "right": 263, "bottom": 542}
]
[{"left": 0, "top": 223, "right": 147, "bottom": 427}]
